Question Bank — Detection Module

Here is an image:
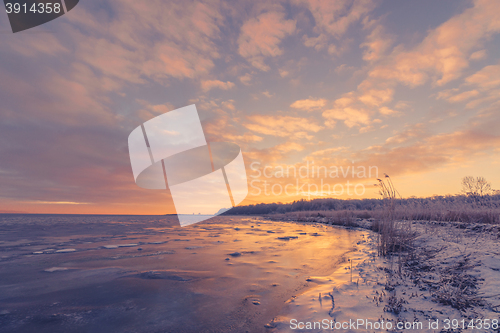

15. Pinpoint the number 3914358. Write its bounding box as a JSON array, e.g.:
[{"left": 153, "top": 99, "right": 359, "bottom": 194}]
[{"left": 5, "top": 2, "right": 62, "bottom": 14}]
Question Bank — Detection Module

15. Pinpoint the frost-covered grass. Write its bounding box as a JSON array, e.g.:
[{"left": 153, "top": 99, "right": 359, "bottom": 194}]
[{"left": 267, "top": 220, "right": 500, "bottom": 332}]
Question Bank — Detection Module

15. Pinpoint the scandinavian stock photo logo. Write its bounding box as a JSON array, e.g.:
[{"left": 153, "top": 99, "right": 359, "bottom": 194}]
[{"left": 128, "top": 104, "right": 249, "bottom": 226}]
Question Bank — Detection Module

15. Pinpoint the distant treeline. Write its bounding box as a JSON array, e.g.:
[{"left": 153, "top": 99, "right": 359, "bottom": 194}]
[{"left": 223, "top": 194, "right": 500, "bottom": 215}]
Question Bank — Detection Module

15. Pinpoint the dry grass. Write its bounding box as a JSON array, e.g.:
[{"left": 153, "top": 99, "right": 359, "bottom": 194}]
[
  {"left": 374, "top": 174, "right": 416, "bottom": 260},
  {"left": 396, "top": 205, "right": 500, "bottom": 224},
  {"left": 265, "top": 206, "right": 500, "bottom": 225},
  {"left": 406, "top": 249, "right": 484, "bottom": 312}
]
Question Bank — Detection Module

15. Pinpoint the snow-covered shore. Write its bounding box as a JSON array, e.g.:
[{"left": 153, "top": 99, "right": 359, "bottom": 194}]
[{"left": 264, "top": 218, "right": 500, "bottom": 332}]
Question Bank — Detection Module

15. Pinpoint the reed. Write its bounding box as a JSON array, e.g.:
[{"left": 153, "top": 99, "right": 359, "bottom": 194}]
[{"left": 375, "top": 174, "right": 404, "bottom": 257}]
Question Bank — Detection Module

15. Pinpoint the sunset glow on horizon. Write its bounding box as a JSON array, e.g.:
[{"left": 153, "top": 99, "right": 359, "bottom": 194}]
[{"left": 1, "top": 0, "right": 500, "bottom": 215}]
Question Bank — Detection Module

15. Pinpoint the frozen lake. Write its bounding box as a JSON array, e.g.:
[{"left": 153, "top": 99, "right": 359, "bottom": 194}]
[{"left": 0, "top": 214, "right": 363, "bottom": 332}]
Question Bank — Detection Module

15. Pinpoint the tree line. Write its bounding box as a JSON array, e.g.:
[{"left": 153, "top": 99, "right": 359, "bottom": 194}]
[{"left": 223, "top": 176, "right": 498, "bottom": 215}]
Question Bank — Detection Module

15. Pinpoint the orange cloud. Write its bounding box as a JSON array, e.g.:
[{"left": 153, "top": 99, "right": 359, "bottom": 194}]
[
  {"left": 323, "top": 107, "right": 371, "bottom": 128},
  {"left": 465, "top": 63, "right": 500, "bottom": 90},
  {"left": 303, "top": 33, "right": 329, "bottom": 51},
  {"left": 67, "top": 0, "right": 224, "bottom": 85},
  {"left": 310, "top": 147, "right": 349, "bottom": 156},
  {"left": 135, "top": 101, "right": 175, "bottom": 122},
  {"left": 356, "top": 125, "right": 500, "bottom": 178},
  {"left": 7, "top": 33, "right": 68, "bottom": 57},
  {"left": 470, "top": 49, "right": 487, "bottom": 60},
  {"left": 437, "top": 89, "right": 480, "bottom": 103},
  {"left": 244, "top": 115, "right": 323, "bottom": 138},
  {"left": 378, "top": 107, "right": 400, "bottom": 116},
  {"left": 239, "top": 73, "right": 253, "bottom": 85},
  {"left": 385, "top": 124, "right": 427, "bottom": 144},
  {"left": 360, "top": 19, "right": 393, "bottom": 62},
  {"left": 290, "top": 98, "right": 327, "bottom": 111},
  {"left": 201, "top": 79, "right": 235, "bottom": 92},
  {"left": 295, "top": 0, "right": 375, "bottom": 38},
  {"left": 275, "top": 142, "right": 305, "bottom": 153},
  {"left": 238, "top": 11, "right": 296, "bottom": 71},
  {"left": 322, "top": 93, "right": 380, "bottom": 129},
  {"left": 369, "top": 0, "right": 500, "bottom": 87},
  {"left": 358, "top": 88, "right": 394, "bottom": 107}
]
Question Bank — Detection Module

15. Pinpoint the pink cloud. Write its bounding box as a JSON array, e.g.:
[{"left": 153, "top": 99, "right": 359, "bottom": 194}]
[
  {"left": 238, "top": 11, "right": 296, "bottom": 71},
  {"left": 465, "top": 63, "right": 500, "bottom": 90},
  {"left": 360, "top": 17, "right": 393, "bottom": 63},
  {"left": 369, "top": 0, "right": 500, "bottom": 87},
  {"left": 201, "top": 79, "right": 235, "bottom": 92},
  {"left": 290, "top": 98, "right": 327, "bottom": 111},
  {"left": 358, "top": 88, "right": 394, "bottom": 107},
  {"left": 244, "top": 115, "right": 323, "bottom": 138},
  {"left": 437, "top": 89, "right": 480, "bottom": 103},
  {"left": 323, "top": 106, "right": 371, "bottom": 128},
  {"left": 66, "top": 0, "right": 224, "bottom": 85},
  {"left": 295, "top": 0, "right": 375, "bottom": 38}
]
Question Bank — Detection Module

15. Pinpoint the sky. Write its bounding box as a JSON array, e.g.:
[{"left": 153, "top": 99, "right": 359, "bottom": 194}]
[{"left": 0, "top": 0, "right": 500, "bottom": 214}]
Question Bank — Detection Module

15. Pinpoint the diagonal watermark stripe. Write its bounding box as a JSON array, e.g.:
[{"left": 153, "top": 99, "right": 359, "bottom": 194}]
[{"left": 128, "top": 104, "right": 248, "bottom": 226}]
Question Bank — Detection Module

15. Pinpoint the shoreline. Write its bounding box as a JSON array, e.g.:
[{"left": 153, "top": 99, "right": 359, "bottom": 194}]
[{"left": 261, "top": 216, "right": 500, "bottom": 332}]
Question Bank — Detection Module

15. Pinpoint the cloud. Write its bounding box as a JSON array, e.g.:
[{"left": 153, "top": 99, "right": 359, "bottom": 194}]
[
  {"left": 262, "top": 91, "right": 275, "bottom": 98},
  {"left": 322, "top": 93, "right": 373, "bottom": 128},
  {"left": 322, "top": 88, "right": 396, "bottom": 128},
  {"left": 379, "top": 106, "right": 400, "bottom": 116},
  {"left": 359, "top": 125, "right": 374, "bottom": 133},
  {"left": 358, "top": 88, "right": 394, "bottom": 107},
  {"left": 464, "top": 90, "right": 500, "bottom": 109},
  {"left": 222, "top": 100, "right": 236, "bottom": 110},
  {"left": 136, "top": 100, "right": 175, "bottom": 121},
  {"left": 465, "top": 63, "right": 500, "bottom": 90},
  {"left": 323, "top": 106, "right": 371, "bottom": 128},
  {"left": 395, "top": 101, "right": 411, "bottom": 110},
  {"left": 350, "top": 110, "right": 500, "bottom": 179},
  {"left": 303, "top": 33, "right": 329, "bottom": 51},
  {"left": 295, "top": 0, "right": 375, "bottom": 38},
  {"left": 335, "top": 64, "right": 355, "bottom": 73},
  {"left": 360, "top": 19, "right": 393, "bottom": 62},
  {"left": 220, "top": 133, "right": 263, "bottom": 143},
  {"left": 434, "top": 62, "right": 500, "bottom": 107},
  {"left": 310, "top": 147, "right": 349, "bottom": 156},
  {"left": 275, "top": 142, "right": 305, "bottom": 153},
  {"left": 385, "top": 124, "right": 427, "bottom": 144},
  {"left": 254, "top": 113, "right": 500, "bottom": 196},
  {"left": 0, "top": 112, "right": 165, "bottom": 210},
  {"left": 470, "top": 49, "right": 487, "bottom": 60},
  {"left": 296, "top": 0, "right": 363, "bottom": 59},
  {"left": 201, "top": 79, "right": 235, "bottom": 92},
  {"left": 66, "top": 0, "right": 225, "bottom": 85},
  {"left": 362, "top": 129, "right": 500, "bottom": 177},
  {"left": 238, "top": 11, "right": 296, "bottom": 71},
  {"left": 369, "top": 0, "right": 500, "bottom": 87},
  {"left": 7, "top": 33, "right": 69, "bottom": 57},
  {"left": 436, "top": 89, "right": 480, "bottom": 103},
  {"left": 0, "top": 63, "right": 115, "bottom": 126},
  {"left": 239, "top": 73, "right": 252, "bottom": 85},
  {"left": 290, "top": 98, "right": 327, "bottom": 111},
  {"left": 279, "top": 69, "right": 289, "bottom": 77},
  {"left": 244, "top": 115, "right": 323, "bottom": 138}
]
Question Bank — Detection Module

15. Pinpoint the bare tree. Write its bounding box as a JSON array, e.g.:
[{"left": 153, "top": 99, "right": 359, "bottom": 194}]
[
  {"left": 461, "top": 176, "right": 476, "bottom": 196},
  {"left": 476, "top": 176, "right": 492, "bottom": 196},
  {"left": 461, "top": 176, "right": 492, "bottom": 198}
]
